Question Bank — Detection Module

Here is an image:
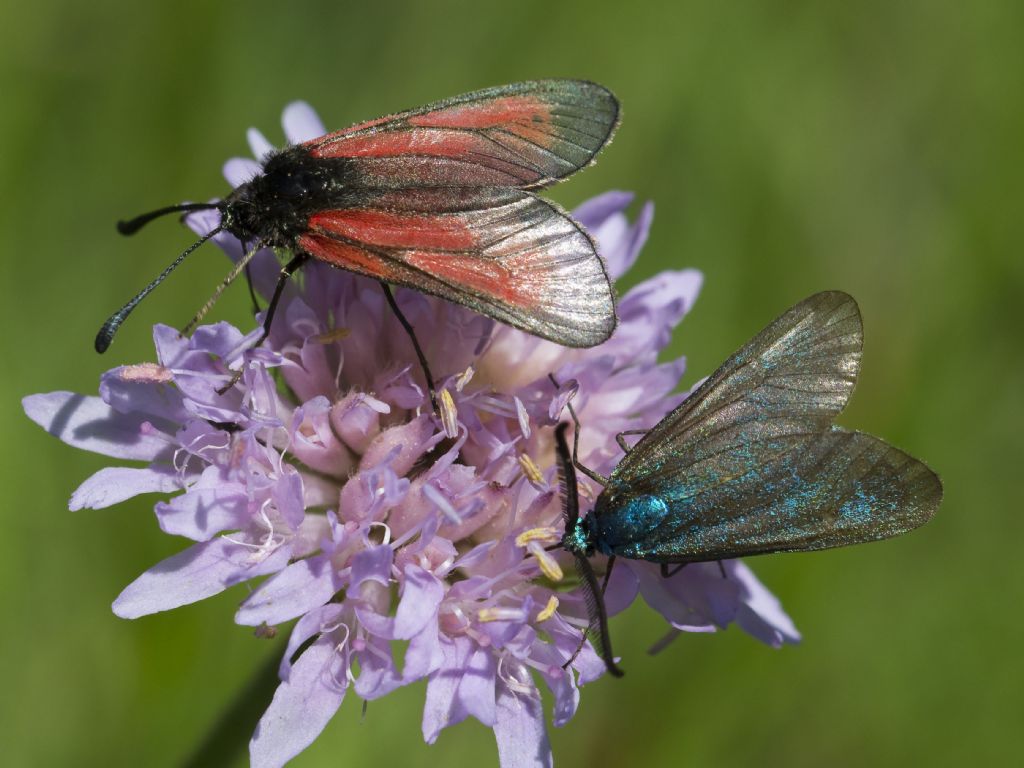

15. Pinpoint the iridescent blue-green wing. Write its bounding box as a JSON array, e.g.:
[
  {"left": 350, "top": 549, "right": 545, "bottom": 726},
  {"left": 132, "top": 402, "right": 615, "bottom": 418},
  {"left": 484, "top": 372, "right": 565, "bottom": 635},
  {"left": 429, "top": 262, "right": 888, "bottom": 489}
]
[
  {"left": 602, "top": 292, "right": 941, "bottom": 562},
  {"left": 613, "top": 291, "right": 863, "bottom": 487},
  {"left": 635, "top": 427, "right": 942, "bottom": 562}
]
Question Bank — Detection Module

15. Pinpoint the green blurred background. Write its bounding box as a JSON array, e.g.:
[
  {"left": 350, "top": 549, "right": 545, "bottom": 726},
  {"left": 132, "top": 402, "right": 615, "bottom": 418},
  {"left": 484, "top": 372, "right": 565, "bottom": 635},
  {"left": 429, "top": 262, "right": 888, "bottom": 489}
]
[{"left": 3, "top": 0, "right": 1021, "bottom": 765}]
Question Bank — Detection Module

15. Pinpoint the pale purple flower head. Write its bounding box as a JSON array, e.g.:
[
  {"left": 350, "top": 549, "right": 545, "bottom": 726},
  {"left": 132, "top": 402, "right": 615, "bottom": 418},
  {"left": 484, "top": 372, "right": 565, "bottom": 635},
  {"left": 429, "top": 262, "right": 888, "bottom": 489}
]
[{"left": 24, "top": 102, "right": 798, "bottom": 768}]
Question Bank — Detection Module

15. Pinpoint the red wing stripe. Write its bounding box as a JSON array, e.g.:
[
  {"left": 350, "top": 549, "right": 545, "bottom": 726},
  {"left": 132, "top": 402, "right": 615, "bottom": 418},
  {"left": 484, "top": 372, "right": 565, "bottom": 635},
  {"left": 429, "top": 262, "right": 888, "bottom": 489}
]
[
  {"left": 401, "top": 250, "right": 537, "bottom": 308},
  {"left": 407, "top": 96, "right": 550, "bottom": 131},
  {"left": 309, "top": 210, "right": 478, "bottom": 250},
  {"left": 296, "top": 234, "right": 395, "bottom": 280}
]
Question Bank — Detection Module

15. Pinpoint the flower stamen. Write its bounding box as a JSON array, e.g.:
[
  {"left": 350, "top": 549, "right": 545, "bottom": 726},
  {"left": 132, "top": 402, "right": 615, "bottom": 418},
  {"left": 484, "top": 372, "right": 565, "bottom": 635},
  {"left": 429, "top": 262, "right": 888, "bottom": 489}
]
[
  {"left": 515, "top": 527, "right": 561, "bottom": 548},
  {"left": 477, "top": 606, "right": 527, "bottom": 623},
  {"left": 527, "top": 541, "right": 564, "bottom": 582},
  {"left": 518, "top": 453, "right": 545, "bottom": 487},
  {"left": 438, "top": 388, "right": 459, "bottom": 439},
  {"left": 535, "top": 595, "right": 559, "bottom": 622}
]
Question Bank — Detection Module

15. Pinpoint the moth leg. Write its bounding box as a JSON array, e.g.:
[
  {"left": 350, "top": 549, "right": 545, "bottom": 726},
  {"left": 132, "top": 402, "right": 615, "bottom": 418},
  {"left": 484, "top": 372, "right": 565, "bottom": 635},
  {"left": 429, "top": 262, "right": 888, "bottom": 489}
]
[
  {"left": 660, "top": 562, "right": 688, "bottom": 578},
  {"left": 244, "top": 265, "right": 261, "bottom": 315},
  {"left": 181, "top": 240, "right": 267, "bottom": 338},
  {"left": 379, "top": 282, "right": 439, "bottom": 416},
  {"left": 216, "top": 253, "right": 308, "bottom": 396},
  {"left": 615, "top": 429, "right": 648, "bottom": 455},
  {"left": 547, "top": 373, "right": 609, "bottom": 486},
  {"left": 238, "top": 237, "right": 262, "bottom": 315},
  {"left": 717, "top": 561, "right": 728, "bottom": 580},
  {"left": 600, "top": 555, "right": 617, "bottom": 594}
]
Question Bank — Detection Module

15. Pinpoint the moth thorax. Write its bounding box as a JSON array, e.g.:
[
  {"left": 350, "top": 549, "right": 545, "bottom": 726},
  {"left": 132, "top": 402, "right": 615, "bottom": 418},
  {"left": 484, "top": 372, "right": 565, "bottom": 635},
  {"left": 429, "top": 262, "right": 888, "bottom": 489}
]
[{"left": 561, "top": 517, "right": 594, "bottom": 557}]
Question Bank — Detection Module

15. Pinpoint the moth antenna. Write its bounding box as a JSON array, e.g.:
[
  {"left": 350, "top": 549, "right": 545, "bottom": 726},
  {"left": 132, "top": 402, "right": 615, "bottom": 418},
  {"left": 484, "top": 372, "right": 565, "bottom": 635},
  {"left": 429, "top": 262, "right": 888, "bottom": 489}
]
[
  {"left": 554, "top": 422, "right": 578, "bottom": 527},
  {"left": 95, "top": 226, "right": 222, "bottom": 353},
  {"left": 117, "top": 202, "right": 221, "bottom": 236},
  {"left": 554, "top": 422, "right": 624, "bottom": 677}
]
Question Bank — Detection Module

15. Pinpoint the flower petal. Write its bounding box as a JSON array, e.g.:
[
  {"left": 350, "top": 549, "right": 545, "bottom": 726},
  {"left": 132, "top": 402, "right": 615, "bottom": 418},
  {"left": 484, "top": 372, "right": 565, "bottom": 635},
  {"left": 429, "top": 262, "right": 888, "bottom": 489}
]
[
  {"left": 493, "top": 682, "right": 552, "bottom": 768},
  {"left": 23, "top": 392, "right": 173, "bottom": 461},
  {"left": 246, "top": 127, "right": 274, "bottom": 162},
  {"left": 453, "top": 647, "right": 497, "bottom": 726},
  {"left": 357, "top": 564, "right": 443, "bottom": 640},
  {"left": 250, "top": 636, "right": 346, "bottom": 768},
  {"left": 282, "top": 101, "right": 326, "bottom": 143},
  {"left": 571, "top": 190, "right": 634, "bottom": 230},
  {"left": 224, "top": 157, "right": 261, "bottom": 188},
  {"left": 155, "top": 476, "right": 248, "bottom": 541},
  {"left": 422, "top": 636, "right": 474, "bottom": 743},
  {"left": 402, "top": 617, "right": 443, "bottom": 682},
  {"left": 112, "top": 537, "right": 290, "bottom": 618},
  {"left": 70, "top": 465, "right": 180, "bottom": 511},
  {"left": 729, "top": 560, "right": 802, "bottom": 647},
  {"left": 354, "top": 634, "right": 404, "bottom": 700},
  {"left": 237, "top": 555, "right": 343, "bottom": 626}
]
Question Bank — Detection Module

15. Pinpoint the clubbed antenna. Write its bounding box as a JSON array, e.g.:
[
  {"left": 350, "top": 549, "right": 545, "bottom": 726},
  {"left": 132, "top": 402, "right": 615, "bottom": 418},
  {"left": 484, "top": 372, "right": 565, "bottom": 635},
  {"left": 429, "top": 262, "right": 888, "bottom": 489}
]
[
  {"left": 95, "top": 226, "right": 222, "bottom": 353},
  {"left": 116, "top": 202, "right": 220, "bottom": 236},
  {"left": 554, "top": 422, "right": 624, "bottom": 677}
]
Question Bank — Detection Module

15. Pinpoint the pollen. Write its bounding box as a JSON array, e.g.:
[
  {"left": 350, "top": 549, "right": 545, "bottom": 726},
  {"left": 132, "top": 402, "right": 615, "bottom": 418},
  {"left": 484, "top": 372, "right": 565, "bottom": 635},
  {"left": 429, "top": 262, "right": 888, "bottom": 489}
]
[
  {"left": 119, "top": 363, "right": 173, "bottom": 383},
  {"left": 518, "top": 453, "right": 544, "bottom": 485},
  {"left": 515, "top": 526, "right": 560, "bottom": 547},
  {"left": 535, "top": 595, "right": 559, "bottom": 622},
  {"left": 529, "top": 542, "right": 564, "bottom": 582},
  {"left": 477, "top": 606, "right": 525, "bottom": 623},
  {"left": 312, "top": 327, "right": 351, "bottom": 343},
  {"left": 455, "top": 365, "right": 475, "bottom": 392},
  {"left": 439, "top": 388, "right": 459, "bottom": 438}
]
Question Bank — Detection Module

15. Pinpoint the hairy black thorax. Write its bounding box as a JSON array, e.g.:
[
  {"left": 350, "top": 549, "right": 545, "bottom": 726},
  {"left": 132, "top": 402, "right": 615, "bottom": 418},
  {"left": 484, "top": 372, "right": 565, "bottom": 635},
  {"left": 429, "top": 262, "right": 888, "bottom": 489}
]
[{"left": 221, "top": 148, "right": 359, "bottom": 246}]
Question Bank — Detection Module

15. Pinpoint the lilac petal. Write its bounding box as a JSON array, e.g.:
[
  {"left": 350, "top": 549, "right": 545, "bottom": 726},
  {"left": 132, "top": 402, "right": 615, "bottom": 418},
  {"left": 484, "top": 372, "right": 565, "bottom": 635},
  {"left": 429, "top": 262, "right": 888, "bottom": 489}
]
[
  {"left": 272, "top": 468, "right": 306, "bottom": 531},
  {"left": 224, "top": 157, "right": 261, "bottom": 188},
  {"left": 354, "top": 635, "right": 404, "bottom": 700},
  {"left": 494, "top": 682, "right": 552, "bottom": 768},
  {"left": 403, "top": 617, "right": 443, "bottom": 682},
  {"left": 357, "top": 564, "right": 443, "bottom": 640},
  {"left": 112, "top": 537, "right": 290, "bottom": 618},
  {"left": 280, "top": 604, "right": 345, "bottom": 678},
  {"left": 70, "top": 465, "right": 180, "bottom": 511},
  {"left": 250, "top": 636, "right": 346, "bottom": 768},
  {"left": 282, "top": 101, "right": 327, "bottom": 143},
  {"left": 290, "top": 397, "right": 354, "bottom": 479},
  {"left": 360, "top": 416, "right": 436, "bottom": 476},
  {"left": 99, "top": 366, "right": 187, "bottom": 422},
  {"left": 349, "top": 544, "right": 394, "bottom": 591},
  {"left": 422, "top": 636, "right": 474, "bottom": 743},
  {"left": 571, "top": 190, "right": 634, "bottom": 230},
  {"left": 729, "top": 561, "right": 802, "bottom": 647},
  {"left": 331, "top": 392, "right": 386, "bottom": 454},
  {"left": 594, "top": 200, "right": 653, "bottom": 280},
  {"left": 532, "top": 642, "right": 579, "bottom": 727},
  {"left": 601, "top": 558, "right": 640, "bottom": 616},
  {"left": 545, "top": 614, "right": 605, "bottom": 686},
  {"left": 632, "top": 562, "right": 724, "bottom": 631},
  {"left": 246, "top": 127, "right": 275, "bottom": 162},
  {"left": 237, "top": 555, "right": 344, "bottom": 626},
  {"left": 23, "top": 392, "right": 173, "bottom": 461},
  {"left": 155, "top": 474, "right": 248, "bottom": 541},
  {"left": 453, "top": 647, "right": 497, "bottom": 727}
]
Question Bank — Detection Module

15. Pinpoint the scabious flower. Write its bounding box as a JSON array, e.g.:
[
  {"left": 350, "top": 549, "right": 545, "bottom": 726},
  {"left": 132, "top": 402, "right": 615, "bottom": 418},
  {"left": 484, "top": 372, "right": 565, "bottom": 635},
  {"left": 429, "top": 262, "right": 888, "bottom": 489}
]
[{"left": 23, "top": 103, "right": 799, "bottom": 768}]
